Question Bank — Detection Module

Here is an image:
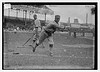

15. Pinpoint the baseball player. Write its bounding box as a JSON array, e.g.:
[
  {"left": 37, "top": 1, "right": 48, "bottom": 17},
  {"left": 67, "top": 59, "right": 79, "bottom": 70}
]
[
  {"left": 29, "top": 15, "right": 65, "bottom": 56},
  {"left": 32, "top": 14, "right": 45, "bottom": 48},
  {"left": 32, "top": 14, "right": 41, "bottom": 42}
]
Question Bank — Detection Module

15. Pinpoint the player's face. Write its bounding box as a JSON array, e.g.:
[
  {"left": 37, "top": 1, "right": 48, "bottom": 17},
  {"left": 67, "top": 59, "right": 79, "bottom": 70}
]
[
  {"left": 34, "top": 15, "right": 37, "bottom": 20},
  {"left": 55, "top": 16, "right": 60, "bottom": 23}
]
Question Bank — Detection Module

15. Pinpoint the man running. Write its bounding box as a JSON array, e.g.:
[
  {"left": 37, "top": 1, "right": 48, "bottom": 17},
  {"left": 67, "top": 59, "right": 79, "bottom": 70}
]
[{"left": 30, "top": 15, "right": 65, "bottom": 56}]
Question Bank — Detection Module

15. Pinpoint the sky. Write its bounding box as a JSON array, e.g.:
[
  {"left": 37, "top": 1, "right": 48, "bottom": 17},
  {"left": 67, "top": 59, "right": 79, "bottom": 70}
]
[
  {"left": 46, "top": 5, "right": 95, "bottom": 24},
  {"left": 4, "top": 4, "right": 95, "bottom": 24}
]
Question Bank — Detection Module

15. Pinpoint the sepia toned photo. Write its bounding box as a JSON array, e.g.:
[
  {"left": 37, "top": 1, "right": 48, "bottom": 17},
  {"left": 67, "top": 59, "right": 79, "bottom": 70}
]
[{"left": 2, "top": 2, "right": 97, "bottom": 70}]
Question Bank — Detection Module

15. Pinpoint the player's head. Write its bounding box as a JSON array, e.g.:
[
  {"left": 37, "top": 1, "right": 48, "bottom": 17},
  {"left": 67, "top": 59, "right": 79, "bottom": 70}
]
[
  {"left": 33, "top": 14, "right": 37, "bottom": 20},
  {"left": 55, "top": 15, "right": 60, "bottom": 23}
]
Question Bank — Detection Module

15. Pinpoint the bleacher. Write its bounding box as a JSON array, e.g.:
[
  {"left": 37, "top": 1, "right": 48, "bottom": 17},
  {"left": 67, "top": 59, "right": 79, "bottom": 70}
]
[{"left": 3, "top": 16, "right": 45, "bottom": 30}]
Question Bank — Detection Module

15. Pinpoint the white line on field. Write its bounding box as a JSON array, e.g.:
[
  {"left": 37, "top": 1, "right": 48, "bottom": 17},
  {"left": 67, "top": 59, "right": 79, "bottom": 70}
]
[
  {"left": 4, "top": 53, "right": 92, "bottom": 59},
  {"left": 78, "top": 37, "right": 95, "bottom": 40},
  {"left": 55, "top": 32, "right": 69, "bottom": 34},
  {"left": 62, "top": 44, "right": 94, "bottom": 48}
]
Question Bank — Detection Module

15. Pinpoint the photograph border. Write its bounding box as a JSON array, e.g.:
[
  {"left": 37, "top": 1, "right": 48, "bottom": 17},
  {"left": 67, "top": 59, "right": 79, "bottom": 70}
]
[{"left": 2, "top": 2, "right": 98, "bottom": 70}]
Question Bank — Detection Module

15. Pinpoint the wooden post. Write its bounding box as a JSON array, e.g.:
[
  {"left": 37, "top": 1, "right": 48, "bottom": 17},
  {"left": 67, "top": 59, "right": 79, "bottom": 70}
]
[
  {"left": 23, "top": 10, "right": 24, "bottom": 21},
  {"left": 82, "top": 32, "right": 85, "bottom": 36},
  {"left": 29, "top": 11, "right": 31, "bottom": 20},
  {"left": 45, "top": 13, "right": 46, "bottom": 25},
  {"left": 74, "top": 32, "right": 76, "bottom": 38},
  {"left": 93, "top": 28, "right": 95, "bottom": 37},
  {"left": 25, "top": 10, "right": 27, "bottom": 26},
  {"left": 16, "top": 9, "right": 18, "bottom": 18},
  {"left": 86, "top": 13, "right": 88, "bottom": 25},
  {"left": 68, "top": 17, "right": 71, "bottom": 36}
]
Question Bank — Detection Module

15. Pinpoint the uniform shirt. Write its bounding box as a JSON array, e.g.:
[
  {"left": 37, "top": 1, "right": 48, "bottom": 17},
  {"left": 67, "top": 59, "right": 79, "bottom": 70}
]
[
  {"left": 32, "top": 19, "right": 41, "bottom": 31},
  {"left": 34, "top": 19, "right": 41, "bottom": 27},
  {"left": 44, "top": 21, "right": 64, "bottom": 35}
]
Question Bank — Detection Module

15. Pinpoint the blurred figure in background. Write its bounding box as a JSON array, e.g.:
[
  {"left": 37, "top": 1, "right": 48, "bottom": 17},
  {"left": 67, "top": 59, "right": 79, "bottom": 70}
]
[{"left": 32, "top": 14, "right": 45, "bottom": 48}]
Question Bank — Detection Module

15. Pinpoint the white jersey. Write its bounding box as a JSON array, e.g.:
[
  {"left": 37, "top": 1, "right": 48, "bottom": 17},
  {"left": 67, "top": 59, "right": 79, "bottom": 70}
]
[
  {"left": 34, "top": 19, "right": 41, "bottom": 27},
  {"left": 49, "top": 21, "right": 63, "bottom": 28},
  {"left": 34, "top": 19, "right": 41, "bottom": 31},
  {"left": 49, "top": 21, "right": 60, "bottom": 26},
  {"left": 44, "top": 21, "right": 64, "bottom": 35}
]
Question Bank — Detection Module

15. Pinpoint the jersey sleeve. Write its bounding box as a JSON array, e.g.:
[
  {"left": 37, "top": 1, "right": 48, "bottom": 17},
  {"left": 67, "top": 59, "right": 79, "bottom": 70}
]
[{"left": 54, "top": 23, "right": 64, "bottom": 30}]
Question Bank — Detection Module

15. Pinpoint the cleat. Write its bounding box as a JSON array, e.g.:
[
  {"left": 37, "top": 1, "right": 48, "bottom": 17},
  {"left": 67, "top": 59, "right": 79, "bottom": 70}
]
[
  {"left": 29, "top": 45, "right": 36, "bottom": 52},
  {"left": 33, "top": 40, "right": 36, "bottom": 43},
  {"left": 33, "top": 38, "right": 37, "bottom": 43},
  {"left": 49, "top": 52, "right": 53, "bottom": 57},
  {"left": 33, "top": 48, "right": 35, "bottom": 52}
]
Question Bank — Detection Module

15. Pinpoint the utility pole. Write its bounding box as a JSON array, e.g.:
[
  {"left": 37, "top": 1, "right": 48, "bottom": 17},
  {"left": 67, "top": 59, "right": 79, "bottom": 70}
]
[
  {"left": 68, "top": 17, "right": 71, "bottom": 36},
  {"left": 68, "top": 17, "right": 70, "bottom": 23},
  {"left": 83, "top": 13, "right": 88, "bottom": 37},
  {"left": 86, "top": 13, "right": 88, "bottom": 25},
  {"left": 23, "top": 10, "right": 24, "bottom": 21},
  {"left": 29, "top": 11, "right": 30, "bottom": 20},
  {"left": 16, "top": 9, "right": 19, "bottom": 18},
  {"left": 24, "top": 10, "right": 27, "bottom": 26}
]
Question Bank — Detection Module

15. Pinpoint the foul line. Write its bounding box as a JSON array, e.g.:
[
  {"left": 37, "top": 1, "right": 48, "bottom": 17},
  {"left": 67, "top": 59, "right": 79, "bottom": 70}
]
[{"left": 62, "top": 44, "right": 94, "bottom": 48}]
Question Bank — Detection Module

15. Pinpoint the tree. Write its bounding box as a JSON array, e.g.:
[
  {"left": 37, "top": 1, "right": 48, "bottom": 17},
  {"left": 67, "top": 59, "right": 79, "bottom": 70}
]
[{"left": 91, "top": 7, "right": 95, "bottom": 15}]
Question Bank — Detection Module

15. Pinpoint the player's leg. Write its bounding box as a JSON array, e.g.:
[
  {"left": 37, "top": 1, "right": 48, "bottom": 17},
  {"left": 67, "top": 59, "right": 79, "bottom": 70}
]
[
  {"left": 35, "top": 27, "right": 39, "bottom": 38},
  {"left": 48, "top": 35, "right": 54, "bottom": 56},
  {"left": 33, "top": 27, "right": 39, "bottom": 43},
  {"left": 41, "top": 42, "right": 45, "bottom": 48},
  {"left": 38, "top": 28, "right": 45, "bottom": 48},
  {"left": 32, "top": 28, "right": 37, "bottom": 42},
  {"left": 31, "top": 31, "right": 48, "bottom": 52}
]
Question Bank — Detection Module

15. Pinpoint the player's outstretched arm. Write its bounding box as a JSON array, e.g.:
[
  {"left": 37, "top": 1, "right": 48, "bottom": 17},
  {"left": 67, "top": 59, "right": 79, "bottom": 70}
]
[{"left": 54, "top": 24, "right": 65, "bottom": 31}]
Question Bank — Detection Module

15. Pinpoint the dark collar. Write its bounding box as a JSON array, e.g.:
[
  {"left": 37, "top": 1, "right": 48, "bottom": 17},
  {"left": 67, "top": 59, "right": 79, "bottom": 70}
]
[{"left": 54, "top": 20, "right": 58, "bottom": 24}]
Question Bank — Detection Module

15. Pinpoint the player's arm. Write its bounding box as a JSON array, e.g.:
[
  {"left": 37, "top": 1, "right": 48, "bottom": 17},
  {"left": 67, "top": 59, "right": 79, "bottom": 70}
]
[
  {"left": 45, "top": 29, "right": 54, "bottom": 32},
  {"left": 54, "top": 24, "right": 65, "bottom": 31},
  {"left": 38, "top": 20, "right": 41, "bottom": 28},
  {"left": 44, "top": 24, "right": 54, "bottom": 33}
]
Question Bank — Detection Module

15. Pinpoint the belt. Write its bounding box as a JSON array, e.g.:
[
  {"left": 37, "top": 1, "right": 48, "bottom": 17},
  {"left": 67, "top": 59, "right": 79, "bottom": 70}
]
[{"left": 35, "top": 27, "right": 38, "bottom": 28}]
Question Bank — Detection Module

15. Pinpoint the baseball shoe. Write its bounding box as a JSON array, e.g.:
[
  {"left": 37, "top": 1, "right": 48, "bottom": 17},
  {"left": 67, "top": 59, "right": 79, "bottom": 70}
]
[
  {"left": 33, "top": 40, "right": 36, "bottom": 43},
  {"left": 32, "top": 38, "right": 37, "bottom": 43},
  {"left": 49, "top": 51, "right": 53, "bottom": 57},
  {"left": 29, "top": 45, "right": 36, "bottom": 52}
]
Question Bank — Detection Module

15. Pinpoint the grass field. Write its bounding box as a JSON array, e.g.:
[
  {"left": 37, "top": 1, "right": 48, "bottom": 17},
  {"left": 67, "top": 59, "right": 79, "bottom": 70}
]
[{"left": 3, "top": 31, "right": 94, "bottom": 70}]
